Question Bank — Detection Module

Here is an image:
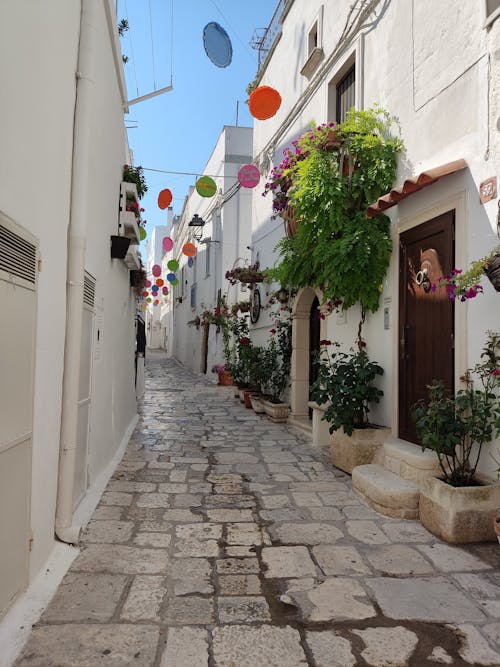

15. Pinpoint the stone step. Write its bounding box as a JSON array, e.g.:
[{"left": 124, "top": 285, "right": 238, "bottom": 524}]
[
  {"left": 383, "top": 437, "right": 441, "bottom": 482},
  {"left": 352, "top": 464, "right": 420, "bottom": 519}
]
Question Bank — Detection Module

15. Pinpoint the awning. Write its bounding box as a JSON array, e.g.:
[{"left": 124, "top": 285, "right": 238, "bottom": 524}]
[{"left": 366, "top": 159, "right": 467, "bottom": 218}]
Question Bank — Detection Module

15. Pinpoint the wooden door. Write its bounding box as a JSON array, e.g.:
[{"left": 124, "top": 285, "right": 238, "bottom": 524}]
[
  {"left": 399, "top": 211, "right": 455, "bottom": 443},
  {"left": 309, "top": 297, "right": 321, "bottom": 418}
]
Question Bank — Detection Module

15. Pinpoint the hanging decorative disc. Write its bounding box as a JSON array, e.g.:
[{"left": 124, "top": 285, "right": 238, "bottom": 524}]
[
  {"left": 162, "top": 286, "right": 169, "bottom": 294},
  {"left": 167, "top": 259, "right": 179, "bottom": 271},
  {"left": 162, "top": 236, "right": 174, "bottom": 252},
  {"left": 139, "top": 226, "right": 147, "bottom": 241},
  {"left": 249, "top": 86, "right": 282, "bottom": 120},
  {"left": 158, "top": 189, "right": 173, "bottom": 210},
  {"left": 171, "top": 278, "right": 179, "bottom": 286},
  {"left": 146, "top": 297, "right": 152, "bottom": 303},
  {"left": 188, "top": 257, "right": 194, "bottom": 268},
  {"left": 202, "top": 22, "right": 233, "bottom": 68},
  {"left": 167, "top": 273, "right": 176, "bottom": 283},
  {"left": 142, "top": 291, "right": 149, "bottom": 297},
  {"left": 145, "top": 279, "right": 152, "bottom": 288},
  {"left": 196, "top": 176, "right": 217, "bottom": 197},
  {"left": 238, "top": 164, "right": 260, "bottom": 188},
  {"left": 152, "top": 264, "right": 161, "bottom": 277},
  {"left": 182, "top": 243, "right": 197, "bottom": 257},
  {"left": 156, "top": 278, "right": 164, "bottom": 287}
]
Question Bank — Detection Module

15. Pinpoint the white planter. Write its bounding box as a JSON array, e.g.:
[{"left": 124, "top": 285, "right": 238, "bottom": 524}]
[
  {"left": 308, "top": 401, "right": 332, "bottom": 448},
  {"left": 330, "top": 426, "right": 390, "bottom": 474},
  {"left": 262, "top": 400, "right": 290, "bottom": 423},
  {"left": 419, "top": 475, "right": 500, "bottom": 543},
  {"left": 250, "top": 394, "right": 266, "bottom": 413},
  {"left": 118, "top": 210, "right": 140, "bottom": 245}
]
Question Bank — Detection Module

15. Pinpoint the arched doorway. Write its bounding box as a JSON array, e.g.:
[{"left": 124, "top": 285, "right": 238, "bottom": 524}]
[
  {"left": 309, "top": 297, "right": 321, "bottom": 417},
  {"left": 290, "top": 287, "right": 326, "bottom": 418}
]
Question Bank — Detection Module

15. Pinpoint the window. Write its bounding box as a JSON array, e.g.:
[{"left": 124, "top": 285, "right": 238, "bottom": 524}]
[
  {"left": 335, "top": 65, "right": 355, "bottom": 123},
  {"left": 485, "top": 0, "right": 500, "bottom": 25},
  {"left": 205, "top": 242, "right": 211, "bottom": 277},
  {"left": 301, "top": 6, "right": 324, "bottom": 78},
  {"left": 190, "top": 283, "right": 197, "bottom": 308}
]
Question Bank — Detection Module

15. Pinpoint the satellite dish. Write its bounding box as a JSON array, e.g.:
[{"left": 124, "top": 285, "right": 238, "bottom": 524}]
[{"left": 203, "top": 22, "right": 233, "bottom": 68}]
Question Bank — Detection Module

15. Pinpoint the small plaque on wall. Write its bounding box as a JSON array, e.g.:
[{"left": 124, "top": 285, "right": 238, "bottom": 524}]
[{"left": 479, "top": 176, "right": 497, "bottom": 204}]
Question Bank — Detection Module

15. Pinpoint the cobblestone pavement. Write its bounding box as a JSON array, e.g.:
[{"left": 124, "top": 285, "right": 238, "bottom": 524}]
[{"left": 16, "top": 353, "right": 500, "bottom": 666}]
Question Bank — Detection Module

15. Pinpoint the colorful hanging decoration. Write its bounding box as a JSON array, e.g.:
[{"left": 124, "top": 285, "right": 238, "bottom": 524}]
[
  {"left": 238, "top": 164, "right": 260, "bottom": 188},
  {"left": 171, "top": 278, "right": 179, "bottom": 286},
  {"left": 202, "top": 22, "right": 233, "bottom": 68},
  {"left": 139, "top": 227, "right": 147, "bottom": 241},
  {"left": 162, "top": 236, "right": 174, "bottom": 252},
  {"left": 142, "top": 290, "right": 149, "bottom": 297},
  {"left": 167, "top": 273, "right": 176, "bottom": 283},
  {"left": 182, "top": 243, "right": 197, "bottom": 257},
  {"left": 167, "top": 259, "right": 179, "bottom": 271},
  {"left": 154, "top": 299, "right": 159, "bottom": 305},
  {"left": 146, "top": 297, "right": 152, "bottom": 303},
  {"left": 156, "top": 278, "right": 164, "bottom": 287},
  {"left": 162, "top": 286, "right": 169, "bottom": 295},
  {"left": 188, "top": 257, "right": 194, "bottom": 268},
  {"left": 196, "top": 176, "right": 217, "bottom": 198},
  {"left": 145, "top": 279, "right": 152, "bottom": 287},
  {"left": 158, "top": 189, "right": 173, "bottom": 210},
  {"left": 249, "top": 86, "right": 282, "bottom": 120},
  {"left": 152, "top": 264, "right": 161, "bottom": 277}
]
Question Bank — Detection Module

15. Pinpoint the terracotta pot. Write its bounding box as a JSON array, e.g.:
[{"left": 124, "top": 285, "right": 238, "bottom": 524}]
[
  {"left": 281, "top": 204, "right": 299, "bottom": 238},
  {"left": 321, "top": 128, "right": 343, "bottom": 151},
  {"left": 217, "top": 370, "right": 233, "bottom": 386},
  {"left": 243, "top": 389, "right": 254, "bottom": 408},
  {"left": 484, "top": 253, "right": 500, "bottom": 292}
]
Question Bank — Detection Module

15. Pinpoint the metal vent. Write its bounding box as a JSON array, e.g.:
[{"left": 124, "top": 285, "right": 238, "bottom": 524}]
[
  {"left": 0, "top": 223, "right": 37, "bottom": 284},
  {"left": 83, "top": 272, "right": 96, "bottom": 308}
]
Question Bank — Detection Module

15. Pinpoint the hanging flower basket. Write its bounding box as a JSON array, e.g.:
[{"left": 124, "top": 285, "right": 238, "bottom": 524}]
[
  {"left": 484, "top": 252, "right": 500, "bottom": 292},
  {"left": 281, "top": 204, "right": 299, "bottom": 238}
]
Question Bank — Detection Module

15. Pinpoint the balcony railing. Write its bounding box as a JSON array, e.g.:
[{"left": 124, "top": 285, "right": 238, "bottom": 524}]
[{"left": 251, "top": 0, "right": 286, "bottom": 73}]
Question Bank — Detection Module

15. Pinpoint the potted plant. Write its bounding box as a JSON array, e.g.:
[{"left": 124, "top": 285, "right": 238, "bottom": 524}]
[
  {"left": 261, "top": 317, "right": 292, "bottom": 422},
  {"left": 431, "top": 245, "right": 500, "bottom": 299},
  {"left": 211, "top": 363, "right": 232, "bottom": 386},
  {"left": 225, "top": 263, "right": 265, "bottom": 286},
  {"left": 122, "top": 164, "right": 148, "bottom": 199},
  {"left": 412, "top": 331, "right": 500, "bottom": 542},
  {"left": 311, "top": 342, "right": 389, "bottom": 473}
]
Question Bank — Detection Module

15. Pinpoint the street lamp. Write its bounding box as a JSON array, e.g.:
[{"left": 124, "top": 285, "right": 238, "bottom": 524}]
[{"left": 188, "top": 214, "right": 205, "bottom": 241}]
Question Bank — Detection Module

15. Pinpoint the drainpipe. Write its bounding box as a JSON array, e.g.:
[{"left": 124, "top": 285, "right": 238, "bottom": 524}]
[{"left": 56, "top": 0, "right": 98, "bottom": 544}]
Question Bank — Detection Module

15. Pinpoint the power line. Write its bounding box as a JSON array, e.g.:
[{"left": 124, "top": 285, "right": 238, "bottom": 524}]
[
  {"left": 143, "top": 166, "right": 238, "bottom": 179},
  {"left": 124, "top": 0, "right": 139, "bottom": 97},
  {"left": 208, "top": 0, "right": 255, "bottom": 63},
  {"left": 148, "top": 0, "right": 157, "bottom": 89}
]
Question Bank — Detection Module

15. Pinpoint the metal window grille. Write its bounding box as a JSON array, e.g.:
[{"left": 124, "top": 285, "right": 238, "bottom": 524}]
[
  {"left": 0, "top": 223, "right": 37, "bottom": 284},
  {"left": 336, "top": 65, "right": 356, "bottom": 123}
]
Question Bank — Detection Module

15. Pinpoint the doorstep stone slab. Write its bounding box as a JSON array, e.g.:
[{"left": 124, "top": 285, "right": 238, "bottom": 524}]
[
  {"left": 15, "top": 624, "right": 159, "bottom": 667},
  {"left": 212, "top": 625, "right": 308, "bottom": 667},
  {"left": 352, "top": 626, "right": 419, "bottom": 667},
  {"left": 366, "top": 577, "right": 487, "bottom": 622},
  {"left": 41, "top": 573, "right": 127, "bottom": 622},
  {"left": 352, "top": 465, "right": 420, "bottom": 519}
]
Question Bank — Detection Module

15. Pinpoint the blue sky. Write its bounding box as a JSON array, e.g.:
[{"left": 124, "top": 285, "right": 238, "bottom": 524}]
[{"left": 118, "top": 0, "right": 277, "bottom": 239}]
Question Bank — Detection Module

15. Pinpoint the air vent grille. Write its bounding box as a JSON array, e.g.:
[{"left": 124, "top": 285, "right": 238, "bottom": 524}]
[
  {"left": 0, "top": 224, "right": 37, "bottom": 284},
  {"left": 83, "top": 272, "right": 96, "bottom": 308}
]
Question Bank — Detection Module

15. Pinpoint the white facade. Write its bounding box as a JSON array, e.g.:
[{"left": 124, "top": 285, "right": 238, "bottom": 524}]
[
  {"left": 145, "top": 223, "right": 170, "bottom": 349},
  {"left": 166, "top": 125, "right": 254, "bottom": 375},
  {"left": 0, "top": 0, "right": 138, "bottom": 621},
  {"left": 247, "top": 0, "right": 500, "bottom": 476}
]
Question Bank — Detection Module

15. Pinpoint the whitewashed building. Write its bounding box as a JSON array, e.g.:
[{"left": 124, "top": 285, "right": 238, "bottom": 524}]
[
  {"left": 0, "top": 0, "right": 139, "bottom": 623},
  {"left": 145, "top": 222, "right": 170, "bottom": 349},
  {"left": 166, "top": 125, "right": 254, "bottom": 376},
  {"left": 248, "top": 0, "right": 500, "bottom": 478}
]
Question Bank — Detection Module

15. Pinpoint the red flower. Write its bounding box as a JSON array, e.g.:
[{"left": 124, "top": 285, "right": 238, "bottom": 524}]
[
  {"left": 360, "top": 340, "right": 367, "bottom": 348},
  {"left": 320, "top": 339, "right": 332, "bottom": 346},
  {"left": 492, "top": 369, "right": 500, "bottom": 376},
  {"left": 270, "top": 328, "right": 277, "bottom": 334},
  {"left": 239, "top": 337, "right": 250, "bottom": 345}
]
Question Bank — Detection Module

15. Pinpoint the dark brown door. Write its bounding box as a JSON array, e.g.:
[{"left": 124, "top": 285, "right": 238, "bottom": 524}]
[
  {"left": 309, "top": 297, "right": 321, "bottom": 419},
  {"left": 399, "top": 211, "right": 455, "bottom": 442},
  {"left": 201, "top": 323, "right": 209, "bottom": 374}
]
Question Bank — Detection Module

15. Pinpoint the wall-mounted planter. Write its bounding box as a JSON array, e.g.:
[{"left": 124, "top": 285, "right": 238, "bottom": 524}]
[
  {"left": 262, "top": 400, "right": 290, "bottom": 423},
  {"left": 123, "top": 244, "right": 141, "bottom": 269},
  {"left": 484, "top": 252, "right": 500, "bottom": 291},
  {"left": 119, "top": 182, "right": 140, "bottom": 245},
  {"left": 110, "top": 235, "right": 131, "bottom": 259}
]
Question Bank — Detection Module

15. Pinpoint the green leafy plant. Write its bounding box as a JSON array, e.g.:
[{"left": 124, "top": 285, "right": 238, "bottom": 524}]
[
  {"left": 431, "top": 245, "right": 500, "bottom": 301},
  {"left": 311, "top": 343, "right": 384, "bottom": 435},
  {"left": 412, "top": 331, "right": 500, "bottom": 487},
  {"left": 267, "top": 106, "right": 403, "bottom": 314},
  {"left": 261, "top": 315, "right": 292, "bottom": 402},
  {"left": 123, "top": 164, "right": 148, "bottom": 199}
]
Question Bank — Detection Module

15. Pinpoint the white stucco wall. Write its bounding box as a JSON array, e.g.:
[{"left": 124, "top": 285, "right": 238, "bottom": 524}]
[
  {"left": 0, "top": 0, "right": 137, "bottom": 589},
  {"left": 249, "top": 0, "right": 500, "bottom": 476}
]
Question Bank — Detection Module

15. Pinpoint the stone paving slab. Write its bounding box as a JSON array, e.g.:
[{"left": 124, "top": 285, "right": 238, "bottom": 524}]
[{"left": 14, "top": 353, "right": 500, "bottom": 667}]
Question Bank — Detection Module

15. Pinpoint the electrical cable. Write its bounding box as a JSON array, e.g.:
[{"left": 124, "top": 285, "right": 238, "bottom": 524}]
[
  {"left": 148, "top": 0, "right": 157, "bottom": 89},
  {"left": 124, "top": 0, "right": 140, "bottom": 97},
  {"left": 208, "top": 0, "right": 255, "bottom": 62}
]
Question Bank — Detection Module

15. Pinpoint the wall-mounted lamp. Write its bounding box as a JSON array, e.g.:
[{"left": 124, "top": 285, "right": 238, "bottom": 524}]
[{"left": 188, "top": 214, "right": 206, "bottom": 241}]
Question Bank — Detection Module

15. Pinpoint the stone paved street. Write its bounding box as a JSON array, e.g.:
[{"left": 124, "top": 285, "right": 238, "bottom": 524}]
[{"left": 15, "top": 353, "right": 500, "bottom": 666}]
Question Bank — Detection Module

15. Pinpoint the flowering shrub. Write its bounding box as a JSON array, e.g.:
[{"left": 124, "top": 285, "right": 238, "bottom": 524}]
[
  {"left": 412, "top": 331, "right": 500, "bottom": 486},
  {"left": 211, "top": 364, "right": 228, "bottom": 374},
  {"left": 319, "top": 298, "right": 344, "bottom": 320},
  {"left": 125, "top": 193, "right": 146, "bottom": 226},
  {"left": 123, "top": 164, "right": 148, "bottom": 199},
  {"left": 225, "top": 264, "right": 265, "bottom": 286},
  {"left": 431, "top": 246, "right": 500, "bottom": 301}
]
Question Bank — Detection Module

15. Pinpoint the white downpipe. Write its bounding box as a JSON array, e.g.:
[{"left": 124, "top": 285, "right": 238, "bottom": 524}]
[{"left": 56, "top": 0, "right": 99, "bottom": 544}]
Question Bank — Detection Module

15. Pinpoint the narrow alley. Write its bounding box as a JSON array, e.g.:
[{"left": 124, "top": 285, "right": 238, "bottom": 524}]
[{"left": 15, "top": 353, "right": 500, "bottom": 667}]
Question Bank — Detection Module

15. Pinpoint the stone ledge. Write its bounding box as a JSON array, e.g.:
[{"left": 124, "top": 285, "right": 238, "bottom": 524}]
[{"left": 352, "top": 464, "right": 420, "bottom": 519}]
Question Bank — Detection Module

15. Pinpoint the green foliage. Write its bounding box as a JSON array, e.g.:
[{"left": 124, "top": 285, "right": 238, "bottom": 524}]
[
  {"left": 311, "top": 344, "right": 384, "bottom": 435},
  {"left": 117, "top": 19, "right": 129, "bottom": 37},
  {"left": 123, "top": 164, "right": 148, "bottom": 199},
  {"left": 271, "top": 106, "right": 402, "bottom": 313},
  {"left": 412, "top": 331, "right": 500, "bottom": 486}
]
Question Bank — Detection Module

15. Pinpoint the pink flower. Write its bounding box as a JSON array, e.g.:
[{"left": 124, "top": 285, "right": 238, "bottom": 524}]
[{"left": 492, "top": 369, "right": 500, "bottom": 376}]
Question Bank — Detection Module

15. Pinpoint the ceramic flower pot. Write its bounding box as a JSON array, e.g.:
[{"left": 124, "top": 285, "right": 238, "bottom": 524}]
[
  {"left": 262, "top": 400, "right": 290, "bottom": 423},
  {"left": 217, "top": 370, "right": 233, "bottom": 386}
]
